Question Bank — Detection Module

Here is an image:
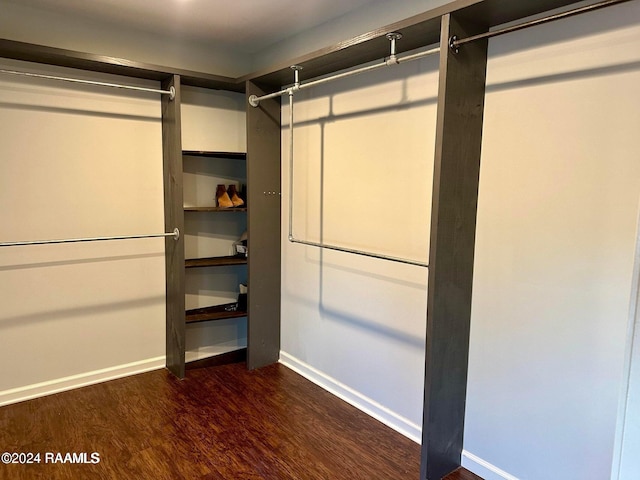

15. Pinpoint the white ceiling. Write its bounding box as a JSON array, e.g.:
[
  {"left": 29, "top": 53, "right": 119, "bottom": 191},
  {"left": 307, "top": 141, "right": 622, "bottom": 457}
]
[{"left": 9, "top": 0, "right": 383, "bottom": 53}]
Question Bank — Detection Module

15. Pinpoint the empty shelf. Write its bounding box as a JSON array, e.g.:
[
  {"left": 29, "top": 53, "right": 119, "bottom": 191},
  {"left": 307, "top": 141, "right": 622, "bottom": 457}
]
[
  {"left": 182, "top": 151, "right": 246, "bottom": 160},
  {"left": 185, "top": 255, "right": 247, "bottom": 268}
]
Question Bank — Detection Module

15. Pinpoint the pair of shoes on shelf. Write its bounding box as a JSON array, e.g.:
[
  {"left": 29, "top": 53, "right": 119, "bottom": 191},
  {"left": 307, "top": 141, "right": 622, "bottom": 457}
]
[{"left": 216, "top": 184, "right": 244, "bottom": 208}]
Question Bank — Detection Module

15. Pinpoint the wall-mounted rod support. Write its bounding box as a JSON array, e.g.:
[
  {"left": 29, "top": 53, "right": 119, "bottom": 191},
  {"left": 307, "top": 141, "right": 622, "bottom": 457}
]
[
  {"left": 0, "top": 69, "right": 176, "bottom": 100},
  {"left": 386, "top": 32, "right": 403, "bottom": 65},
  {"left": 450, "top": 0, "right": 633, "bottom": 53},
  {"left": 248, "top": 33, "right": 440, "bottom": 107},
  {"left": 0, "top": 228, "right": 180, "bottom": 247},
  {"left": 291, "top": 64, "right": 303, "bottom": 88}
]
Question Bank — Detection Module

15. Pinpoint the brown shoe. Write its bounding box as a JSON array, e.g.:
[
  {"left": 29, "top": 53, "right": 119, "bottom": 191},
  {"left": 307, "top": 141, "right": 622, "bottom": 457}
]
[
  {"left": 216, "top": 184, "right": 233, "bottom": 208},
  {"left": 227, "top": 184, "right": 245, "bottom": 207}
]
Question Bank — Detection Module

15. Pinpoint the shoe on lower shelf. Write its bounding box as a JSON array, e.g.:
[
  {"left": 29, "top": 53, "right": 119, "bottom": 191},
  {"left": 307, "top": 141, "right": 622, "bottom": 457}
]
[
  {"left": 216, "top": 184, "right": 233, "bottom": 208},
  {"left": 227, "top": 184, "right": 245, "bottom": 207}
]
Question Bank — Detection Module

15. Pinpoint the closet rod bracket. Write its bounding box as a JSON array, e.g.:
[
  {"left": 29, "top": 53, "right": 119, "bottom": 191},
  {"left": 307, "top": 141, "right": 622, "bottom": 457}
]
[
  {"left": 291, "top": 65, "right": 304, "bottom": 88},
  {"left": 248, "top": 94, "right": 260, "bottom": 107},
  {"left": 249, "top": 65, "right": 303, "bottom": 107},
  {"left": 289, "top": 65, "right": 303, "bottom": 95},
  {"left": 386, "top": 32, "right": 403, "bottom": 65},
  {"left": 449, "top": 35, "right": 460, "bottom": 54}
]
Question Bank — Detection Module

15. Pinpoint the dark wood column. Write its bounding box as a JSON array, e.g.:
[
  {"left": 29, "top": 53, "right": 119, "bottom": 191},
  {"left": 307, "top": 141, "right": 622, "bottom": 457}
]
[
  {"left": 161, "top": 74, "right": 185, "bottom": 379},
  {"left": 421, "top": 13, "right": 489, "bottom": 480},
  {"left": 245, "top": 81, "right": 282, "bottom": 370}
]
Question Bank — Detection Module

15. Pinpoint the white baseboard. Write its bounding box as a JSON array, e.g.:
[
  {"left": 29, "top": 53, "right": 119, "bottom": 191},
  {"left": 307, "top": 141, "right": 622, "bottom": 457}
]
[
  {"left": 462, "top": 450, "right": 520, "bottom": 480},
  {"left": 279, "top": 351, "right": 422, "bottom": 443},
  {"left": 0, "top": 356, "right": 165, "bottom": 408}
]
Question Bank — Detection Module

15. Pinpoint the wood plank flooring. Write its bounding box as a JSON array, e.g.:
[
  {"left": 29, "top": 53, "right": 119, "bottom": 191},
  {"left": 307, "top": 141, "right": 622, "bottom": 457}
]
[{"left": 0, "top": 362, "right": 482, "bottom": 480}]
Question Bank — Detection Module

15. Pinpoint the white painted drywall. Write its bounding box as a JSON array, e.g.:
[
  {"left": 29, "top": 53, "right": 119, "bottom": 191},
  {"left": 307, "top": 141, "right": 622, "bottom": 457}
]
[
  {"left": 181, "top": 87, "right": 247, "bottom": 153},
  {"left": 0, "top": 58, "right": 166, "bottom": 402},
  {"left": 280, "top": 52, "right": 439, "bottom": 436},
  {"left": 612, "top": 206, "right": 640, "bottom": 480},
  {"left": 463, "top": 3, "right": 640, "bottom": 479}
]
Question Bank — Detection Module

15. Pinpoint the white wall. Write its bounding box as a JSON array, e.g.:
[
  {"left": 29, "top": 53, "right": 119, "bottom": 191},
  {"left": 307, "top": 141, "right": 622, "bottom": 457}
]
[
  {"left": 0, "top": 58, "right": 166, "bottom": 404},
  {"left": 612, "top": 208, "right": 640, "bottom": 480},
  {"left": 278, "top": 2, "right": 640, "bottom": 480},
  {"left": 280, "top": 53, "right": 439, "bottom": 440},
  {"left": 463, "top": 3, "right": 640, "bottom": 480}
]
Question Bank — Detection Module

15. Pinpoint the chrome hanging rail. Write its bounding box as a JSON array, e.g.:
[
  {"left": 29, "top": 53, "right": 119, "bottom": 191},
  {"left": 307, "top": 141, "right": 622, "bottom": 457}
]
[
  {"left": 0, "top": 69, "right": 176, "bottom": 100},
  {"left": 289, "top": 237, "right": 430, "bottom": 268},
  {"left": 449, "top": 0, "right": 634, "bottom": 52},
  {"left": 0, "top": 228, "right": 180, "bottom": 248},
  {"left": 281, "top": 33, "right": 431, "bottom": 268},
  {"left": 248, "top": 33, "right": 440, "bottom": 107},
  {"left": 286, "top": 88, "right": 428, "bottom": 268}
]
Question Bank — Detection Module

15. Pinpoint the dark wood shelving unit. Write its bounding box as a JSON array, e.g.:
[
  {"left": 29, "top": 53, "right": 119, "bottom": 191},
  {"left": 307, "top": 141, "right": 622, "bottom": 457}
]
[
  {"left": 184, "top": 206, "right": 247, "bottom": 212},
  {"left": 182, "top": 147, "right": 249, "bottom": 361},
  {"left": 185, "top": 255, "right": 247, "bottom": 268},
  {"left": 185, "top": 304, "right": 247, "bottom": 324},
  {"left": 183, "top": 150, "right": 247, "bottom": 160}
]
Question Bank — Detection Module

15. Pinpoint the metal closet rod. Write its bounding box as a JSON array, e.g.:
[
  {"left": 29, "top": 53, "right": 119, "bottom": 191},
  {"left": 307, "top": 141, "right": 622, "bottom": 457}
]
[
  {"left": 0, "top": 69, "right": 176, "bottom": 100},
  {"left": 0, "top": 228, "right": 180, "bottom": 248},
  {"left": 289, "top": 237, "right": 430, "bottom": 268},
  {"left": 450, "top": 0, "right": 634, "bottom": 51},
  {"left": 248, "top": 33, "right": 440, "bottom": 107},
  {"left": 285, "top": 78, "right": 429, "bottom": 269}
]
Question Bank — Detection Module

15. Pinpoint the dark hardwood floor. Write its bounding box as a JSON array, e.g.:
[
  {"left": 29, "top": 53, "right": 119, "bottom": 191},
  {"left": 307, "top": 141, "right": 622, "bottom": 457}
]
[
  {"left": 445, "top": 468, "right": 484, "bottom": 480},
  {"left": 0, "top": 362, "right": 482, "bottom": 480}
]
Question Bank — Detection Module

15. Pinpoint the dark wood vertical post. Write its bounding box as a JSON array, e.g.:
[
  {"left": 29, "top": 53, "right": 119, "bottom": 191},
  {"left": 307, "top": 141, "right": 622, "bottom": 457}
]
[
  {"left": 162, "top": 75, "right": 185, "bottom": 378},
  {"left": 421, "top": 13, "right": 488, "bottom": 480},
  {"left": 245, "top": 81, "right": 282, "bottom": 370}
]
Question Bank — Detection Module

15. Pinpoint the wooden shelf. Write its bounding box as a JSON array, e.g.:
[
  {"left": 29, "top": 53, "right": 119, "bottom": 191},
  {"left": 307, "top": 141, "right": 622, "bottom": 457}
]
[
  {"left": 184, "top": 206, "right": 247, "bottom": 212},
  {"left": 186, "top": 304, "right": 247, "bottom": 324},
  {"left": 185, "top": 347, "right": 247, "bottom": 369},
  {"left": 185, "top": 255, "right": 247, "bottom": 268},
  {"left": 183, "top": 150, "right": 246, "bottom": 160}
]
